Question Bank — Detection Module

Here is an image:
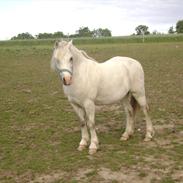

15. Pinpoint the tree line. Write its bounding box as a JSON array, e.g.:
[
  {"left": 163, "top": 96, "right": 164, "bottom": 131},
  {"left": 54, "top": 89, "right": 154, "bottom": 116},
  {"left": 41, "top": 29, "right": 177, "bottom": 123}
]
[
  {"left": 11, "top": 27, "right": 112, "bottom": 40},
  {"left": 135, "top": 20, "right": 183, "bottom": 35},
  {"left": 11, "top": 20, "right": 183, "bottom": 40}
]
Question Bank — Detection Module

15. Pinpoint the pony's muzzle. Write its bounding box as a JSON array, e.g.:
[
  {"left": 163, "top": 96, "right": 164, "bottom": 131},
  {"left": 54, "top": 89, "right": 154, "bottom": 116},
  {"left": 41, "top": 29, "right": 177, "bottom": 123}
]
[{"left": 63, "top": 75, "right": 72, "bottom": 85}]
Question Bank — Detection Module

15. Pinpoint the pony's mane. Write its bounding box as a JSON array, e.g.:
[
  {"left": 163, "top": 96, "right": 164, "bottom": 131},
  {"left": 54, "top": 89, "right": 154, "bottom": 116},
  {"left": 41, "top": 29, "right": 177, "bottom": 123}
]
[
  {"left": 80, "top": 50, "right": 96, "bottom": 61},
  {"left": 54, "top": 40, "right": 96, "bottom": 62}
]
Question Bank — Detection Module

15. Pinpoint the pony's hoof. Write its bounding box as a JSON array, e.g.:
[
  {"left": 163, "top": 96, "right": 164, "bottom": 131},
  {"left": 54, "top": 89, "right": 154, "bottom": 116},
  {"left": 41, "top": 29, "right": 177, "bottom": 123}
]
[
  {"left": 120, "top": 135, "right": 129, "bottom": 141},
  {"left": 89, "top": 148, "right": 97, "bottom": 155},
  {"left": 77, "top": 145, "right": 86, "bottom": 151},
  {"left": 144, "top": 130, "right": 154, "bottom": 142},
  {"left": 144, "top": 136, "right": 152, "bottom": 142}
]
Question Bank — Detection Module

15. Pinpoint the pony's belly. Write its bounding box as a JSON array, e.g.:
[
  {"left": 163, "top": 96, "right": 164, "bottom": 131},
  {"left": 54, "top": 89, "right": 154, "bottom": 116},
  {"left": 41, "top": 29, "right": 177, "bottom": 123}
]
[
  {"left": 95, "top": 88, "right": 128, "bottom": 105},
  {"left": 95, "top": 98, "right": 123, "bottom": 105}
]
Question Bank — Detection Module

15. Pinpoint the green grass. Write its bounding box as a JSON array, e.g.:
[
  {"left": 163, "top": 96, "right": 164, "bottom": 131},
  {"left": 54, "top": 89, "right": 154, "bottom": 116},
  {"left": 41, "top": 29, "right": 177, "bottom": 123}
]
[
  {"left": 0, "top": 33, "right": 183, "bottom": 47},
  {"left": 0, "top": 40, "right": 183, "bottom": 182},
  {"left": 160, "top": 177, "right": 175, "bottom": 183}
]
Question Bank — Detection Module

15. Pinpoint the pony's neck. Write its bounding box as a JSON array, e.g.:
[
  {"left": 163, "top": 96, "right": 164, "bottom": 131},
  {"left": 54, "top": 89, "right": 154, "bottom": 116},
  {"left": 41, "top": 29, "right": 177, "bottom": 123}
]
[{"left": 70, "top": 45, "right": 97, "bottom": 77}]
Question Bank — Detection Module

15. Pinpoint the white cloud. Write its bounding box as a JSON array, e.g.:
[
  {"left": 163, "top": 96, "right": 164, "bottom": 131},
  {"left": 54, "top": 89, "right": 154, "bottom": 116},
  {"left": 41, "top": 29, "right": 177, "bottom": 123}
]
[{"left": 0, "top": 0, "right": 182, "bottom": 40}]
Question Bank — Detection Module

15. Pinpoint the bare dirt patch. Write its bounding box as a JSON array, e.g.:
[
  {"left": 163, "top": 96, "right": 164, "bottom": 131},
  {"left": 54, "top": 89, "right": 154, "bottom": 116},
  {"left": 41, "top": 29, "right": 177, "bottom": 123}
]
[
  {"left": 98, "top": 167, "right": 160, "bottom": 183},
  {"left": 172, "top": 170, "right": 183, "bottom": 182},
  {"left": 74, "top": 168, "right": 95, "bottom": 181},
  {"left": 30, "top": 171, "right": 66, "bottom": 183}
]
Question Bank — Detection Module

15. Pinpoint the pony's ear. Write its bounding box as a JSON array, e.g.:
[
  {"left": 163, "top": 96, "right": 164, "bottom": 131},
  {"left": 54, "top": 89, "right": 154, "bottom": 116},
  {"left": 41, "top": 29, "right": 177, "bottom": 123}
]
[{"left": 68, "top": 40, "right": 73, "bottom": 47}]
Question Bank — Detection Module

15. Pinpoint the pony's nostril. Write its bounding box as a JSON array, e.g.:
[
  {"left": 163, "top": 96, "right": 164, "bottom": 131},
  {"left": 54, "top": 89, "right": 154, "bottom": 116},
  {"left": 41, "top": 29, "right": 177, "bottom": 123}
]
[{"left": 63, "top": 77, "right": 66, "bottom": 85}]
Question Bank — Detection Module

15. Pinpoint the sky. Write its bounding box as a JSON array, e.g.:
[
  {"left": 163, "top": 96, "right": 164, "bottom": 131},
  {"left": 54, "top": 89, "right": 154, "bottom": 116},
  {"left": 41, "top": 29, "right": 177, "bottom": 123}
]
[{"left": 0, "top": 0, "right": 183, "bottom": 40}]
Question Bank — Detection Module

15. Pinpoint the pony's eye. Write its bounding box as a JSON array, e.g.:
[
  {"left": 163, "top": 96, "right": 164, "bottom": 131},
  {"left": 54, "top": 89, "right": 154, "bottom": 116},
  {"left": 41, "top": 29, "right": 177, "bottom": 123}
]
[{"left": 70, "top": 57, "right": 73, "bottom": 62}]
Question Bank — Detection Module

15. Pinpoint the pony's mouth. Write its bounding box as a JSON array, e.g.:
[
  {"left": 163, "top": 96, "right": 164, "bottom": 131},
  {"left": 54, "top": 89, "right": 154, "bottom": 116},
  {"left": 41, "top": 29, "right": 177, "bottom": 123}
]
[{"left": 63, "top": 82, "right": 71, "bottom": 86}]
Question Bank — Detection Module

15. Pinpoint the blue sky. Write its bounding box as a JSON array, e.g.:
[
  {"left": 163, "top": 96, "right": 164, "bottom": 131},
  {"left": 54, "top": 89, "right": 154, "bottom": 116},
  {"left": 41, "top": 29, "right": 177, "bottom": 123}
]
[{"left": 0, "top": 0, "right": 182, "bottom": 40}]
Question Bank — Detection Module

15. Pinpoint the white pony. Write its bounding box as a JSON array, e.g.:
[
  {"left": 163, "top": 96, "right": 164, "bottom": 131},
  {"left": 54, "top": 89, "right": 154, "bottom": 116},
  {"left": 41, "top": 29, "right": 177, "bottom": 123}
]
[{"left": 51, "top": 40, "right": 154, "bottom": 155}]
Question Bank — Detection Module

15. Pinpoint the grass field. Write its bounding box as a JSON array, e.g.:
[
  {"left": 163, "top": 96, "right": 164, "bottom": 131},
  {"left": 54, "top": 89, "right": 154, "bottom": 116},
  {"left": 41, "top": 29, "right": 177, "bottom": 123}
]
[{"left": 0, "top": 39, "right": 183, "bottom": 182}]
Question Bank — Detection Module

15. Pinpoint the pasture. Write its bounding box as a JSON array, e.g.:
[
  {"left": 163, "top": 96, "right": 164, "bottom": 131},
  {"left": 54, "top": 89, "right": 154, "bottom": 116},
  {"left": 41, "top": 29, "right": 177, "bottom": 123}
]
[{"left": 0, "top": 40, "right": 183, "bottom": 182}]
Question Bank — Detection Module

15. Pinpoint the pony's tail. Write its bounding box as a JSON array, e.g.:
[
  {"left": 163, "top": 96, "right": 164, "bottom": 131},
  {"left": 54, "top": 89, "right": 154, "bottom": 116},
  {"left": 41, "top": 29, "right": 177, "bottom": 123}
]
[{"left": 130, "top": 95, "right": 139, "bottom": 114}]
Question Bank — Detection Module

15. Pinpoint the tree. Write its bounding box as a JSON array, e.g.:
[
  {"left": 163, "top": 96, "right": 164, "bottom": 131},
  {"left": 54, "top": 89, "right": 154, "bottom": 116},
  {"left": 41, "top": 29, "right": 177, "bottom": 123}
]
[
  {"left": 135, "top": 25, "right": 150, "bottom": 35},
  {"left": 11, "top": 32, "right": 34, "bottom": 40},
  {"left": 93, "top": 28, "right": 112, "bottom": 37},
  {"left": 176, "top": 20, "right": 183, "bottom": 33},
  {"left": 36, "top": 33, "right": 53, "bottom": 39},
  {"left": 36, "top": 31, "right": 65, "bottom": 39},
  {"left": 76, "top": 27, "right": 93, "bottom": 37},
  {"left": 52, "top": 31, "right": 64, "bottom": 38},
  {"left": 168, "top": 26, "right": 175, "bottom": 34}
]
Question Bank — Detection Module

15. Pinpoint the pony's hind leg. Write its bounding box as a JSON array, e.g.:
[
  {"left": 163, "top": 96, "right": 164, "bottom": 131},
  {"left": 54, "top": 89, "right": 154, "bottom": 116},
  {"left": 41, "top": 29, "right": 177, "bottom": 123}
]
[
  {"left": 71, "top": 103, "right": 89, "bottom": 151},
  {"left": 132, "top": 94, "right": 154, "bottom": 141},
  {"left": 142, "top": 105, "right": 155, "bottom": 141},
  {"left": 120, "top": 94, "right": 136, "bottom": 141}
]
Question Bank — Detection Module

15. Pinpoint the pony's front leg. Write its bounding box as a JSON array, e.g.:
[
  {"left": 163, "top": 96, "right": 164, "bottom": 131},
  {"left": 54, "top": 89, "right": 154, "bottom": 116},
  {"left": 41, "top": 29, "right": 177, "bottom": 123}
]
[
  {"left": 84, "top": 100, "right": 99, "bottom": 155},
  {"left": 71, "top": 103, "right": 89, "bottom": 151}
]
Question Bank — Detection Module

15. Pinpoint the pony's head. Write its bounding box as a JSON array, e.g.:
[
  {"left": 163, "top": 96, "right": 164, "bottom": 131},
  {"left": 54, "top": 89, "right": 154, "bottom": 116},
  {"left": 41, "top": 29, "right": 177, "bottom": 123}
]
[{"left": 51, "top": 40, "right": 74, "bottom": 86}]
